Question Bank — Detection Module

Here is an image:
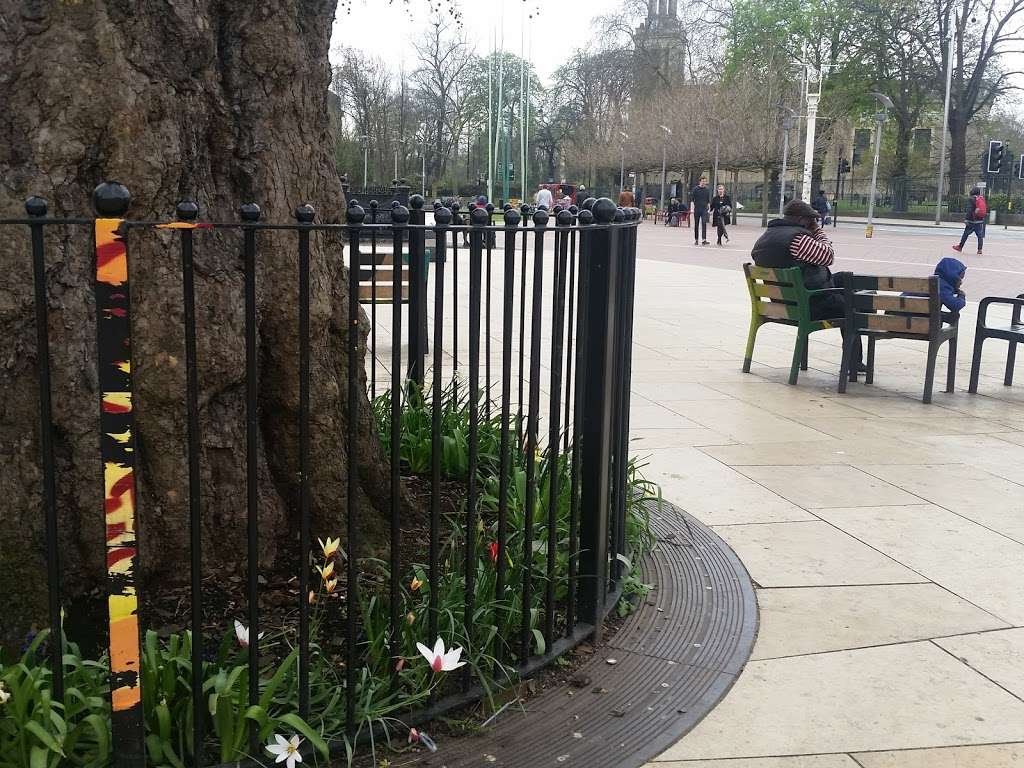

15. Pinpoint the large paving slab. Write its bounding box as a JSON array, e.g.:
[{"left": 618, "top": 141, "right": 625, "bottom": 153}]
[
  {"left": 935, "top": 627, "right": 1024, "bottom": 700},
  {"left": 852, "top": 744, "right": 1024, "bottom": 767},
  {"left": 658, "top": 400, "right": 835, "bottom": 444},
  {"left": 751, "top": 584, "right": 1008, "bottom": 660},
  {"left": 854, "top": 463, "right": 1024, "bottom": 544},
  {"left": 649, "top": 758, "right": 859, "bottom": 768},
  {"left": 638, "top": 449, "right": 815, "bottom": 526},
  {"left": 658, "top": 643, "right": 1024, "bottom": 760},
  {"left": 711, "top": 521, "right": 924, "bottom": 588},
  {"left": 815, "top": 504, "right": 1024, "bottom": 625},
  {"left": 735, "top": 465, "right": 921, "bottom": 509}
]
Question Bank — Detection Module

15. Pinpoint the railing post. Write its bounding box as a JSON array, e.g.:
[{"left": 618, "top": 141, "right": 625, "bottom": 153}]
[
  {"left": 407, "top": 194, "right": 427, "bottom": 386},
  {"left": 611, "top": 209, "right": 639, "bottom": 584},
  {"left": 26, "top": 195, "right": 65, "bottom": 704},
  {"left": 577, "top": 198, "right": 620, "bottom": 636},
  {"left": 92, "top": 181, "right": 146, "bottom": 767}
]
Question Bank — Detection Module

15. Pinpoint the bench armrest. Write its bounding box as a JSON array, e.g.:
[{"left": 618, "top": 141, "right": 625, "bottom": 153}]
[{"left": 977, "top": 295, "right": 1024, "bottom": 328}]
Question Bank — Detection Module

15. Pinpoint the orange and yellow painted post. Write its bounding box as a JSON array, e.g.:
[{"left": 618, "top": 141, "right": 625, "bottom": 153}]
[{"left": 93, "top": 182, "right": 145, "bottom": 765}]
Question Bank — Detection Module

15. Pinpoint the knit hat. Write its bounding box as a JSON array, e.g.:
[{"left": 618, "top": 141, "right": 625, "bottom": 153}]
[{"left": 782, "top": 199, "right": 820, "bottom": 219}]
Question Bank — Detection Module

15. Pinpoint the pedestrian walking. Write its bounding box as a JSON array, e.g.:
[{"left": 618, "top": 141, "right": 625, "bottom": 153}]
[
  {"left": 952, "top": 186, "right": 987, "bottom": 256},
  {"left": 710, "top": 184, "right": 732, "bottom": 245},
  {"left": 618, "top": 186, "right": 635, "bottom": 208},
  {"left": 690, "top": 177, "right": 710, "bottom": 245},
  {"left": 811, "top": 189, "right": 831, "bottom": 225}
]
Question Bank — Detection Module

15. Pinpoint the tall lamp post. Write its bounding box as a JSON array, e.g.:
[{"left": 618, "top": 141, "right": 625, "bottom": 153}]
[
  {"left": 709, "top": 117, "right": 722, "bottom": 192},
  {"left": 779, "top": 107, "right": 796, "bottom": 217},
  {"left": 866, "top": 92, "right": 893, "bottom": 238},
  {"left": 619, "top": 131, "right": 629, "bottom": 192},
  {"left": 359, "top": 134, "right": 370, "bottom": 189},
  {"left": 659, "top": 124, "right": 672, "bottom": 210},
  {"left": 801, "top": 66, "right": 824, "bottom": 202},
  {"left": 935, "top": 27, "right": 955, "bottom": 225}
]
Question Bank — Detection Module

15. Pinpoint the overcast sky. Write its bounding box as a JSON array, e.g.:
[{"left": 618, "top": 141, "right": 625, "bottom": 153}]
[{"left": 329, "top": 0, "right": 621, "bottom": 84}]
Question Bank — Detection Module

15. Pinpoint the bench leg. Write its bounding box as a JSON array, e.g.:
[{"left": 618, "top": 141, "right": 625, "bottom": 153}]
[
  {"left": 838, "top": 331, "right": 857, "bottom": 394},
  {"left": 789, "top": 332, "right": 806, "bottom": 385},
  {"left": 801, "top": 336, "right": 809, "bottom": 371},
  {"left": 923, "top": 341, "right": 940, "bottom": 404},
  {"left": 946, "top": 336, "right": 958, "bottom": 393},
  {"left": 743, "top": 320, "right": 761, "bottom": 373},
  {"left": 865, "top": 337, "right": 876, "bottom": 385},
  {"left": 969, "top": 335, "right": 985, "bottom": 393},
  {"left": 1006, "top": 340, "right": 1017, "bottom": 386}
]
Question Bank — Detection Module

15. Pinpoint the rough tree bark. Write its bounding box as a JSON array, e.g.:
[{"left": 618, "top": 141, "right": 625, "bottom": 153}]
[{"left": 0, "top": 0, "right": 393, "bottom": 650}]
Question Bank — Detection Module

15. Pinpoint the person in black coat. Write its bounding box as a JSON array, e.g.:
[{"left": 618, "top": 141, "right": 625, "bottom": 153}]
[
  {"left": 811, "top": 189, "right": 831, "bottom": 223},
  {"left": 690, "top": 177, "right": 711, "bottom": 245},
  {"left": 710, "top": 184, "right": 732, "bottom": 245}
]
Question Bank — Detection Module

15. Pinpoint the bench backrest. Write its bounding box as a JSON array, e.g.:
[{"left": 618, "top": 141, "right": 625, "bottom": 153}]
[
  {"left": 842, "top": 274, "right": 941, "bottom": 337},
  {"left": 743, "top": 264, "right": 812, "bottom": 323}
]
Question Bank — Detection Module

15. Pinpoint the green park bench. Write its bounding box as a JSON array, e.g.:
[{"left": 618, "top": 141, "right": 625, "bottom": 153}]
[
  {"left": 837, "top": 275, "right": 959, "bottom": 404},
  {"left": 742, "top": 263, "right": 844, "bottom": 386}
]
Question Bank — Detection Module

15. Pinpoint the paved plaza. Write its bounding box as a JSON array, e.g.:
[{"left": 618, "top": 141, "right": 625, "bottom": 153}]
[{"left": 632, "top": 220, "right": 1024, "bottom": 766}]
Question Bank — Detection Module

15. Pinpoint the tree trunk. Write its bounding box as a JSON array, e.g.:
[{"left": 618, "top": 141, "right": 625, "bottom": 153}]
[
  {"left": 761, "top": 166, "right": 771, "bottom": 227},
  {"left": 0, "top": 0, "right": 393, "bottom": 651},
  {"left": 891, "top": 116, "right": 914, "bottom": 212},
  {"left": 948, "top": 108, "right": 969, "bottom": 196}
]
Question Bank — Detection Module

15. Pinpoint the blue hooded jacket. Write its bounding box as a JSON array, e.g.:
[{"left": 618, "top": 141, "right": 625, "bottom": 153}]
[{"left": 935, "top": 257, "right": 966, "bottom": 313}]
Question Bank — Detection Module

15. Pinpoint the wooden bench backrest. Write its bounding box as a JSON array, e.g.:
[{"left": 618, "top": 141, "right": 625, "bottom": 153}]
[
  {"left": 845, "top": 274, "right": 940, "bottom": 337},
  {"left": 744, "top": 264, "right": 810, "bottom": 323}
]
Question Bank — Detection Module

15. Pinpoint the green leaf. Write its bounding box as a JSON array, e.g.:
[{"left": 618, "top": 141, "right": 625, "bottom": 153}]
[
  {"left": 277, "top": 713, "right": 330, "bottom": 759},
  {"left": 24, "top": 721, "right": 63, "bottom": 755},
  {"left": 531, "top": 629, "right": 546, "bottom": 656},
  {"left": 29, "top": 746, "right": 48, "bottom": 768},
  {"left": 83, "top": 714, "right": 111, "bottom": 764}
]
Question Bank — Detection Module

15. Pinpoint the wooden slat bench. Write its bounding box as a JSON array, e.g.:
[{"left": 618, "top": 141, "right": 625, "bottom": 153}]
[
  {"left": 742, "top": 264, "right": 844, "bottom": 385},
  {"left": 837, "top": 274, "right": 959, "bottom": 403},
  {"left": 969, "top": 293, "right": 1024, "bottom": 392}
]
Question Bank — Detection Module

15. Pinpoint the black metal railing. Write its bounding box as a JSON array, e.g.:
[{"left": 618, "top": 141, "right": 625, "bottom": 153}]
[{"left": 0, "top": 183, "right": 641, "bottom": 768}]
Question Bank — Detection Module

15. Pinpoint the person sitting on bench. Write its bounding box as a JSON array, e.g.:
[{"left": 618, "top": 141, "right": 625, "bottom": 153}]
[{"left": 751, "top": 199, "right": 864, "bottom": 370}]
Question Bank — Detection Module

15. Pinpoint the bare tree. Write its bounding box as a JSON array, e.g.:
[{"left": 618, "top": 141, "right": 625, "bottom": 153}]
[
  {"left": 411, "top": 19, "right": 476, "bottom": 181},
  {"left": 923, "top": 0, "right": 1024, "bottom": 189}
]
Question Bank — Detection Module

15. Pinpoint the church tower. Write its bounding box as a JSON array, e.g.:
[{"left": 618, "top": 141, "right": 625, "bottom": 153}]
[{"left": 634, "top": 0, "right": 686, "bottom": 93}]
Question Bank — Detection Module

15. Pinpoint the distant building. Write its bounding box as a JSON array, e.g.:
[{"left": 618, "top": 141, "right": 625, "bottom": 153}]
[{"left": 634, "top": 0, "right": 685, "bottom": 95}]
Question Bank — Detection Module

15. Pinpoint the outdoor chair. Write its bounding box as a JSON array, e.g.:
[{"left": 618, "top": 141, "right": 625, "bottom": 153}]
[
  {"left": 968, "top": 293, "right": 1024, "bottom": 392},
  {"left": 837, "top": 275, "right": 959, "bottom": 404},
  {"left": 742, "top": 263, "right": 845, "bottom": 385}
]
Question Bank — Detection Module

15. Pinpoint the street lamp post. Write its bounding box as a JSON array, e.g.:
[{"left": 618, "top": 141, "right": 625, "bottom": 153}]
[
  {"left": 801, "top": 68, "right": 824, "bottom": 202},
  {"left": 619, "top": 131, "right": 629, "bottom": 192},
  {"left": 779, "top": 107, "right": 795, "bottom": 217},
  {"left": 935, "top": 28, "right": 955, "bottom": 225},
  {"left": 709, "top": 117, "right": 722, "bottom": 192},
  {"left": 866, "top": 92, "right": 893, "bottom": 238},
  {"left": 659, "top": 124, "right": 672, "bottom": 210}
]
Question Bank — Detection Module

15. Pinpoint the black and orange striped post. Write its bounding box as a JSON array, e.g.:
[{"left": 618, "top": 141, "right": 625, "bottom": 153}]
[{"left": 92, "top": 181, "right": 145, "bottom": 765}]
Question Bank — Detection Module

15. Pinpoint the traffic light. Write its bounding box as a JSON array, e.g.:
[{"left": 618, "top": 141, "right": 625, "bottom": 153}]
[{"left": 987, "top": 140, "right": 1005, "bottom": 174}]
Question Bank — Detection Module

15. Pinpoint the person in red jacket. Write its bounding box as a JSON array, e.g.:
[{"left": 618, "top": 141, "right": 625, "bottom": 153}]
[{"left": 953, "top": 187, "right": 986, "bottom": 256}]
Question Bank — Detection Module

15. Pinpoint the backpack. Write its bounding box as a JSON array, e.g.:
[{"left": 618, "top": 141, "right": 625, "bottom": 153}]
[{"left": 974, "top": 195, "right": 988, "bottom": 219}]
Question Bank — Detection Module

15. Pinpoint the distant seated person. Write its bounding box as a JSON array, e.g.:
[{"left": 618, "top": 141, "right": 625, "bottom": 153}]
[
  {"left": 665, "top": 197, "right": 679, "bottom": 225},
  {"left": 751, "top": 199, "right": 864, "bottom": 370}
]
